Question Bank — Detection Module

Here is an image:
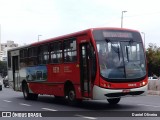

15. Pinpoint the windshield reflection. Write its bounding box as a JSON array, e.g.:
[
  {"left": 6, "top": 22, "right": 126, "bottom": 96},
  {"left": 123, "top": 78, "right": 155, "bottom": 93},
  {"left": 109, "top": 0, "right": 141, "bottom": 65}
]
[{"left": 97, "top": 40, "right": 146, "bottom": 80}]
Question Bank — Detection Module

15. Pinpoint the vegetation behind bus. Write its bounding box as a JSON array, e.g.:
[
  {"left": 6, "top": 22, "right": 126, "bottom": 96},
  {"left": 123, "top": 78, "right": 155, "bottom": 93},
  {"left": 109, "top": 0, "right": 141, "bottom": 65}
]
[
  {"left": 146, "top": 43, "right": 160, "bottom": 77},
  {"left": 0, "top": 61, "right": 7, "bottom": 77}
]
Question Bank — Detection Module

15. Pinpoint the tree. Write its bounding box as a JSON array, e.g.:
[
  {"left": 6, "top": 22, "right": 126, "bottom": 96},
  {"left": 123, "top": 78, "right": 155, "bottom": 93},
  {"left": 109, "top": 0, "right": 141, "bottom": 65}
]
[
  {"left": 0, "top": 61, "right": 7, "bottom": 77},
  {"left": 146, "top": 43, "right": 160, "bottom": 76}
]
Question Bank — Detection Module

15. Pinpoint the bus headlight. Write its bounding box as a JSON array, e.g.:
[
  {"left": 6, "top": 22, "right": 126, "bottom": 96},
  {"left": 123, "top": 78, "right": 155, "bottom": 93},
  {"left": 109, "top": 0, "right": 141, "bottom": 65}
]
[
  {"left": 142, "top": 82, "right": 146, "bottom": 86},
  {"left": 140, "top": 81, "right": 146, "bottom": 86}
]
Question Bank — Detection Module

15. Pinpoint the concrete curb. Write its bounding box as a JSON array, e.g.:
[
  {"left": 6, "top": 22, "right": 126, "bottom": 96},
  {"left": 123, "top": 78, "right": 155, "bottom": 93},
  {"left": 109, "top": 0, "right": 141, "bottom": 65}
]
[
  {"left": 148, "top": 90, "right": 160, "bottom": 95},
  {"left": 148, "top": 79, "right": 160, "bottom": 95}
]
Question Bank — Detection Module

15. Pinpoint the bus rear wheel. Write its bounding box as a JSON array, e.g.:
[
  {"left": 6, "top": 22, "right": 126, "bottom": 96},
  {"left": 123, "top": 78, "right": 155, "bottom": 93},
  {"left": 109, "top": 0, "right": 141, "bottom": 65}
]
[
  {"left": 66, "top": 88, "right": 77, "bottom": 105},
  {"left": 68, "top": 90, "right": 76, "bottom": 101},
  {"left": 22, "top": 83, "right": 38, "bottom": 100},
  {"left": 107, "top": 98, "right": 120, "bottom": 104}
]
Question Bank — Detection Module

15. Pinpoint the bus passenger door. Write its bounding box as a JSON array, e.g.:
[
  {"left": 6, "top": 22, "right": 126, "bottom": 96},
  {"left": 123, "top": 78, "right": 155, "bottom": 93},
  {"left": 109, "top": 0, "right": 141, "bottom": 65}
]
[
  {"left": 79, "top": 43, "right": 92, "bottom": 98},
  {"left": 12, "top": 56, "right": 20, "bottom": 91}
]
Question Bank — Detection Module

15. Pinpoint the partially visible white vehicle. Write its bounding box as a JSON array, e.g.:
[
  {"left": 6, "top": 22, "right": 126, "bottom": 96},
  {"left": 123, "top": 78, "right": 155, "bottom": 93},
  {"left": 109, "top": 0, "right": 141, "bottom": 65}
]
[
  {"left": 0, "top": 79, "right": 2, "bottom": 91},
  {"left": 148, "top": 76, "right": 158, "bottom": 80}
]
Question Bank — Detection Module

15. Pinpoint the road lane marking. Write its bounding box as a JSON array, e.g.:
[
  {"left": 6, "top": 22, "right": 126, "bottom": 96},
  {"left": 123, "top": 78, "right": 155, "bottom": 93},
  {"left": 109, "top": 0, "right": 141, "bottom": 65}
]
[
  {"left": 20, "top": 103, "right": 31, "bottom": 106},
  {"left": 75, "top": 114, "right": 97, "bottom": 120},
  {"left": 3, "top": 100, "right": 12, "bottom": 103},
  {"left": 41, "top": 108, "right": 57, "bottom": 111},
  {"left": 137, "top": 104, "right": 160, "bottom": 108}
]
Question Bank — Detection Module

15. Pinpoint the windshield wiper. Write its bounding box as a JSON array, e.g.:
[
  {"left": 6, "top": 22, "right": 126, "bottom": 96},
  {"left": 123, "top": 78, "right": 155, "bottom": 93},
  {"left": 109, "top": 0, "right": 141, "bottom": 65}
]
[
  {"left": 105, "top": 38, "right": 121, "bottom": 60},
  {"left": 129, "top": 39, "right": 135, "bottom": 45},
  {"left": 111, "top": 45, "right": 120, "bottom": 61},
  {"left": 105, "top": 38, "right": 111, "bottom": 43},
  {"left": 126, "top": 46, "right": 129, "bottom": 62}
]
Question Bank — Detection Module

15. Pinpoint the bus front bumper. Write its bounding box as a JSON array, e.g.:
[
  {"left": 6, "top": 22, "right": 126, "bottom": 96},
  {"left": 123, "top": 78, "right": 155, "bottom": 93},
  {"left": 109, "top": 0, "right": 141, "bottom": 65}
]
[{"left": 92, "top": 84, "right": 148, "bottom": 100}]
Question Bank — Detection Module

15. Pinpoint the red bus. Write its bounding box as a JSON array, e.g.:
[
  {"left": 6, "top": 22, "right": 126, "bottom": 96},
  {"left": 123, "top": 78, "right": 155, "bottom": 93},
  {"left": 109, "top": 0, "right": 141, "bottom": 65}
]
[{"left": 7, "top": 27, "right": 148, "bottom": 104}]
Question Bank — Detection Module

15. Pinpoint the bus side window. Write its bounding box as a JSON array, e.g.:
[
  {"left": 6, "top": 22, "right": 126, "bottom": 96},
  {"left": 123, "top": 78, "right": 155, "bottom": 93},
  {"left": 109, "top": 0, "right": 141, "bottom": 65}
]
[
  {"left": 38, "top": 45, "right": 49, "bottom": 65},
  {"left": 50, "top": 41, "right": 63, "bottom": 64},
  {"left": 20, "top": 48, "right": 28, "bottom": 68},
  {"left": 63, "top": 38, "right": 77, "bottom": 63},
  {"left": 28, "top": 47, "right": 37, "bottom": 66}
]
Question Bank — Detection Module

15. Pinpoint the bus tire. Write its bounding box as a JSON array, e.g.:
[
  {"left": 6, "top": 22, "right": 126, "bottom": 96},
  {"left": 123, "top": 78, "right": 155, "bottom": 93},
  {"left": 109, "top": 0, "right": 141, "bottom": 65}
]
[
  {"left": 67, "top": 88, "right": 76, "bottom": 105},
  {"left": 107, "top": 98, "right": 120, "bottom": 104},
  {"left": 22, "top": 83, "right": 38, "bottom": 100}
]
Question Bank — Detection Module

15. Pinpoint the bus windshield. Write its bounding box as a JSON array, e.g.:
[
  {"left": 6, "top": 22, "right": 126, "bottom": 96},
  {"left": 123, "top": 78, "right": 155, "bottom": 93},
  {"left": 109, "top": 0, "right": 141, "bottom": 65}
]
[{"left": 93, "top": 30, "right": 146, "bottom": 82}]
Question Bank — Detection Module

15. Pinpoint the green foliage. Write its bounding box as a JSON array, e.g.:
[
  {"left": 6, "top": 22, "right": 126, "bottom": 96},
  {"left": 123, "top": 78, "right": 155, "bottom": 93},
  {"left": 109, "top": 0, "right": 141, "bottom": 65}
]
[
  {"left": 146, "top": 43, "right": 160, "bottom": 76},
  {"left": 0, "top": 61, "right": 7, "bottom": 77}
]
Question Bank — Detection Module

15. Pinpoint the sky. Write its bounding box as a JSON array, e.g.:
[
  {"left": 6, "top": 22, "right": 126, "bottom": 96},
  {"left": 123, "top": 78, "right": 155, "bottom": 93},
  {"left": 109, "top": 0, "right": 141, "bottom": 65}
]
[{"left": 0, "top": 0, "right": 160, "bottom": 47}]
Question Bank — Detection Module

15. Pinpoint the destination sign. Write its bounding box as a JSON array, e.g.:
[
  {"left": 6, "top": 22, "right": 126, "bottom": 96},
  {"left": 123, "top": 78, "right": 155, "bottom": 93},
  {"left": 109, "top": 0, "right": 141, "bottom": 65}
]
[{"left": 103, "top": 32, "right": 133, "bottom": 38}]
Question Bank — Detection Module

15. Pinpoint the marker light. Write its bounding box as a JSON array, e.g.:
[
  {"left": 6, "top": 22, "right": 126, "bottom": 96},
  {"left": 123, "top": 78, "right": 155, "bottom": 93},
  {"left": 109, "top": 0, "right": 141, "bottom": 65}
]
[{"left": 107, "top": 83, "right": 111, "bottom": 88}]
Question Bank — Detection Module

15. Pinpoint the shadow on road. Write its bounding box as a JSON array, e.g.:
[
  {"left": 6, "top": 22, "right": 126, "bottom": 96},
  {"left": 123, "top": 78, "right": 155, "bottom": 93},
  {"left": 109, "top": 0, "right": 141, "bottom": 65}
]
[
  {"left": 2, "top": 88, "right": 139, "bottom": 111},
  {"left": 31, "top": 95, "right": 138, "bottom": 111}
]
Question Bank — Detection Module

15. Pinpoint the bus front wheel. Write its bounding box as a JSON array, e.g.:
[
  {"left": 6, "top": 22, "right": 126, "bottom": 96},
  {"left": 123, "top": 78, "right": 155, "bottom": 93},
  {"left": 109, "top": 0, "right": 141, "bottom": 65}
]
[{"left": 107, "top": 98, "right": 120, "bottom": 104}]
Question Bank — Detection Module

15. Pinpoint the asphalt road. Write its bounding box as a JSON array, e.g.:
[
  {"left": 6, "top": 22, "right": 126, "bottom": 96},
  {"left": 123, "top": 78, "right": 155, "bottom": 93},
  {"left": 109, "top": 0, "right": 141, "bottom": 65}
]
[{"left": 0, "top": 85, "right": 160, "bottom": 120}]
